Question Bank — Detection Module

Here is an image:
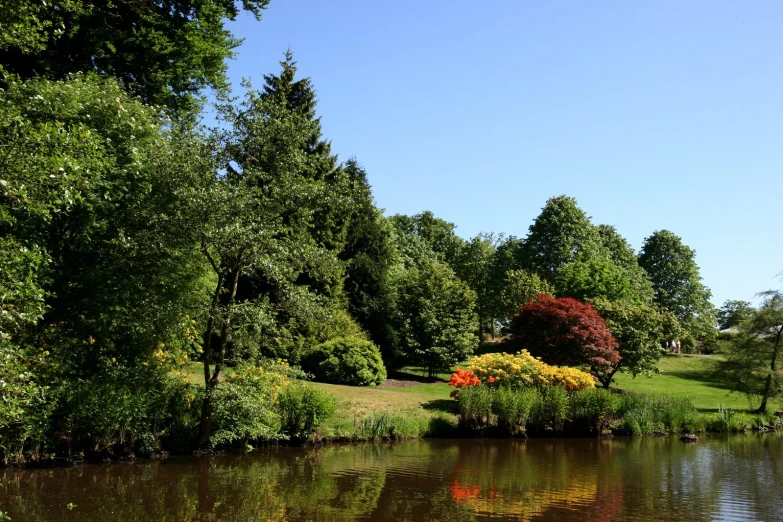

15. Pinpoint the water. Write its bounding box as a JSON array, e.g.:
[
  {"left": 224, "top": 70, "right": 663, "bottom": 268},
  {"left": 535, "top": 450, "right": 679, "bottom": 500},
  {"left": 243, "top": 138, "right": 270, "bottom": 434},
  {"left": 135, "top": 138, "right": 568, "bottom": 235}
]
[{"left": 2, "top": 435, "right": 782, "bottom": 521}]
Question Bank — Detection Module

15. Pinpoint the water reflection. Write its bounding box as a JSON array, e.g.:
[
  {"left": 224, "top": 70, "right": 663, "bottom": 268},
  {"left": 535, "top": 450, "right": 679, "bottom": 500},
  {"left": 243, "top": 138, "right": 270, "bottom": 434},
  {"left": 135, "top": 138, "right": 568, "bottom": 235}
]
[{"left": 1, "top": 434, "right": 781, "bottom": 521}]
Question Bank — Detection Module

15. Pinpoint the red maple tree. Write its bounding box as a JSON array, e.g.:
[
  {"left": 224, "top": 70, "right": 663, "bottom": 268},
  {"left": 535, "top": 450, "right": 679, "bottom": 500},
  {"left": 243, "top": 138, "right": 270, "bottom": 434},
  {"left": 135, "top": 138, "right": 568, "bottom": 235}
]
[{"left": 508, "top": 294, "right": 620, "bottom": 373}]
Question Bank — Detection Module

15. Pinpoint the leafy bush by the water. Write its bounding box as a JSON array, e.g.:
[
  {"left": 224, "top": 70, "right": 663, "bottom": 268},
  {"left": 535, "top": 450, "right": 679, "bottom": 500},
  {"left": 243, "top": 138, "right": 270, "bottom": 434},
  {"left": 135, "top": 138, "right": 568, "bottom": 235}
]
[
  {"left": 355, "top": 412, "right": 428, "bottom": 440},
  {"left": 456, "top": 385, "right": 494, "bottom": 429},
  {"left": 303, "top": 337, "right": 387, "bottom": 386},
  {"left": 568, "top": 388, "right": 618, "bottom": 434},
  {"left": 531, "top": 386, "right": 569, "bottom": 432},
  {"left": 209, "top": 365, "right": 287, "bottom": 448},
  {"left": 59, "top": 367, "right": 194, "bottom": 455},
  {"left": 492, "top": 386, "right": 537, "bottom": 435},
  {"left": 615, "top": 393, "right": 699, "bottom": 435},
  {"left": 465, "top": 351, "right": 595, "bottom": 391},
  {"left": 278, "top": 383, "right": 336, "bottom": 440}
]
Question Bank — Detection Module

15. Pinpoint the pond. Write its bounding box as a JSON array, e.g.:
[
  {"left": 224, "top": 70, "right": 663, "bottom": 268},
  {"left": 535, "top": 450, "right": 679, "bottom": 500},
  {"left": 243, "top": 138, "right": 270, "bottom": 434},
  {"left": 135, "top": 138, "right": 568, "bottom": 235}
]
[{"left": 2, "top": 434, "right": 782, "bottom": 521}]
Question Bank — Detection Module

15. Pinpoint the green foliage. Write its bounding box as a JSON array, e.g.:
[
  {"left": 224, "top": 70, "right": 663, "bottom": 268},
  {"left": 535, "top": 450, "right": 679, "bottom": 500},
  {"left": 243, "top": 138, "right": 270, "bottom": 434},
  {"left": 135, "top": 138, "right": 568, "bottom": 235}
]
[
  {"left": 638, "top": 230, "right": 716, "bottom": 339},
  {"left": 354, "top": 412, "right": 428, "bottom": 440},
  {"left": 716, "top": 290, "right": 783, "bottom": 413},
  {"left": 1, "top": 74, "right": 208, "bottom": 376},
  {"left": 498, "top": 269, "right": 555, "bottom": 320},
  {"left": 340, "top": 165, "right": 400, "bottom": 361},
  {"left": 1, "top": 0, "right": 271, "bottom": 120},
  {"left": 0, "top": 0, "right": 85, "bottom": 54},
  {"left": 453, "top": 233, "right": 502, "bottom": 339},
  {"left": 303, "top": 338, "right": 387, "bottom": 386},
  {"left": 521, "top": 195, "right": 601, "bottom": 280},
  {"left": 277, "top": 383, "right": 336, "bottom": 440},
  {"left": 717, "top": 300, "right": 754, "bottom": 330},
  {"left": 390, "top": 211, "right": 465, "bottom": 267},
  {"left": 557, "top": 253, "right": 654, "bottom": 304},
  {"left": 492, "top": 386, "right": 537, "bottom": 435},
  {"left": 456, "top": 385, "right": 494, "bottom": 429},
  {"left": 568, "top": 388, "right": 618, "bottom": 434},
  {"left": 531, "top": 385, "right": 569, "bottom": 433},
  {"left": 588, "top": 298, "right": 671, "bottom": 387},
  {"left": 57, "top": 367, "right": 194, "bottom": 455},
  {"left": 615, "top": 393, "right": 699, "bottom": 435},
  {"left": 389, "top": 232, "right": 478, "bottom": 374},
  {"left": 208, "top": 365, "right": 285, "bottom": 448}
]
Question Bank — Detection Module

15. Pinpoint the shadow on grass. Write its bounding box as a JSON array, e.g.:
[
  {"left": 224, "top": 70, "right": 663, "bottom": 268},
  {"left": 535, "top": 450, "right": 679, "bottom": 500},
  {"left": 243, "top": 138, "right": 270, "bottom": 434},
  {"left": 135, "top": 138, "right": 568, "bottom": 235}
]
[
  {"left": 387, "top": 370, "right": 448, "bottom": 383},
  {"left": 663, "top": 370, "right": 741, "bottom": 394},
  {"left": 422, "top": 399, "right": 459, "bottom": 415}
]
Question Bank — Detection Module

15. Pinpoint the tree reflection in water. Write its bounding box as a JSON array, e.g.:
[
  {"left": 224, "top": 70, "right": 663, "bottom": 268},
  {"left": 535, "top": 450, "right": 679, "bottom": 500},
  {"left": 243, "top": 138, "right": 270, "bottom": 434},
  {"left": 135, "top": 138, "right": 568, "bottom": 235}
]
[{"left": 1, "top": 434, "right": 781, "bottom": 521}]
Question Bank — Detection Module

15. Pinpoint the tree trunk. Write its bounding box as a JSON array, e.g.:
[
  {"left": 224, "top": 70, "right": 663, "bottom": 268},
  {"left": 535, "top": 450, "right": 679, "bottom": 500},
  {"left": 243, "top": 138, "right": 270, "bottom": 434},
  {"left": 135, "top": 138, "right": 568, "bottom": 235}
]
[{"left": 198, "top": 266, "right": 242, "bottom": 447}]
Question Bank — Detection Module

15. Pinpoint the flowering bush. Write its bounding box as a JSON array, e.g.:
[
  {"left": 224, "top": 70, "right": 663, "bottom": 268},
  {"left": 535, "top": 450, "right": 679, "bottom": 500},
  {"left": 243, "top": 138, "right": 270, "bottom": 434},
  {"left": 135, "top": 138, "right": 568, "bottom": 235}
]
[
  {"left": 465, "top": 351, "right": 595, "bottom": 391},
  {"left": 448, "top": 367, "right": 481, "bottom": 397}
]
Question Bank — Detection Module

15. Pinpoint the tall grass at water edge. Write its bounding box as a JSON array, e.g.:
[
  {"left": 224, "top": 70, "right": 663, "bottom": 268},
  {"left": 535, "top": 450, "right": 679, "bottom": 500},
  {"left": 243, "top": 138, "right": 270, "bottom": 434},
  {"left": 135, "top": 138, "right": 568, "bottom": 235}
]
[{"left": 456, "top": 386, "right": 782, "bottom": 436}]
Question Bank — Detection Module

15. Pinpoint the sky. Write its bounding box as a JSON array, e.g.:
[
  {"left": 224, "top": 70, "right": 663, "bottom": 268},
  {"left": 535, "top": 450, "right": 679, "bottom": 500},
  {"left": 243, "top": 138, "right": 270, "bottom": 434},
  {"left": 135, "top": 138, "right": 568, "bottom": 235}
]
[{"left": 219, "top": 0, "right": 783, "bottom": 307}]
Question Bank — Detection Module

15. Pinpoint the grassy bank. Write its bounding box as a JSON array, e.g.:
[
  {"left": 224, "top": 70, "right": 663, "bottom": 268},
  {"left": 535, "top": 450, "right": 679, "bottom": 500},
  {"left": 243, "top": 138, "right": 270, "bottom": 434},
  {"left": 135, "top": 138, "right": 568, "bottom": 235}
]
[
  {"left": 181, "top": 354, "right": 780, "bottom": 442},
  {"left": 301, "top": 354, "right": 781, "bottom": 439},
  {"left": 614, "top": 354, "right": 777, "bottom": 412}
]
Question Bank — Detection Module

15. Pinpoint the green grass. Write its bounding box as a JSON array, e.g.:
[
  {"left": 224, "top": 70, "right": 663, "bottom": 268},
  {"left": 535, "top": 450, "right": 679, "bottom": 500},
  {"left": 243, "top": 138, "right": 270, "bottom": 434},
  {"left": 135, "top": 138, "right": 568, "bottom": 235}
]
[
  {"left": 181, "top": 354, "right": 780, "bottom": 437},
  {"left": 308, "top": 380, "right": 458, "bottom": 438},
  {"left": 613, "top": 354, "right": 779, "bottom": 412}
]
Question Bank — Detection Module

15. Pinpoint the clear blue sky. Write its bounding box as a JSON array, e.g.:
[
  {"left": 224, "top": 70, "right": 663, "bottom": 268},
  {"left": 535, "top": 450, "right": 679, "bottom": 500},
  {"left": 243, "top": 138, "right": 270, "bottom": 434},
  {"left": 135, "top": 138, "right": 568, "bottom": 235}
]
[{"left": 221, "top": 0, "right": 783, "bottom": 307}]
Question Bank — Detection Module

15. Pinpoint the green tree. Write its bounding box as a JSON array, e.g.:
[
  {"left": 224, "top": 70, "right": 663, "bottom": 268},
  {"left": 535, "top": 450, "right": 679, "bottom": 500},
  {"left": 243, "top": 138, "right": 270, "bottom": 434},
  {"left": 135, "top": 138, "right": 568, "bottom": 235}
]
[
  {"left": 589, "top": 298, "right": 674, "bottom": 388},
  {"left": 1, "top": 74, "right": 206, "bottom": 376},
  {"left": 521, "top": 195, "right": 600, "bottom": 280},
  {"left": 556, "top": 253, "right": 654, "bottom": 305},
  {"left": 0, "top": 0, "right": 270, "bottom": 120},
  {"left": 717, "top": 300, "right": 754, "bottom": 330},
  {"left": 236, "top": 55, "right": 362, "bottom": 347},
  {"left": 454, "top": 233, "right": 501, "bottom": 339},
  {"left": 1, "top": 74, "right": 210, "bottom": 454},
  {"left": 638, "top": 230, "right": 716, "bottom": 339},
  {"left": 717, "top": 291, "right": 783, "bottom": 413},
  {"left": 390, "top": 211, "right": 465, "bottom": 267},
  {"left": 393, "top": 235, "right": 478, "bottom": 376},
  {"left": 497, "top": 270, "right": 554, "bottom": 319},
  {"left": 176, "top": 86, "right": 334, "bottom": 445},
  {"left": 340, "top": 161, "right": 400, "bottom": 362}
]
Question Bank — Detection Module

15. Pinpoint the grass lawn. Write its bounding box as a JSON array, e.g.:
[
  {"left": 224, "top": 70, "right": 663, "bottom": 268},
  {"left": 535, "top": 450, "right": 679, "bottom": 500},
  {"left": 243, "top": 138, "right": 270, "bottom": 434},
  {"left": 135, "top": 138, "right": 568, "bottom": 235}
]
[
  {"left": 182, "top": 354, "right": 779, "bottom": 432},
  {"left": 614, "top": 354, "right": 779, "bottom": 412}
]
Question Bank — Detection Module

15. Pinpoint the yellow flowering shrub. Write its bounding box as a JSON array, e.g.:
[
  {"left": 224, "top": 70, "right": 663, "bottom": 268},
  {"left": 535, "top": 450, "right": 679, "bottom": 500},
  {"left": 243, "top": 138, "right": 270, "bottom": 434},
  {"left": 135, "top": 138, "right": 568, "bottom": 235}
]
[{"left": 466, "top": 350, "right": 595, "bottom": 391}]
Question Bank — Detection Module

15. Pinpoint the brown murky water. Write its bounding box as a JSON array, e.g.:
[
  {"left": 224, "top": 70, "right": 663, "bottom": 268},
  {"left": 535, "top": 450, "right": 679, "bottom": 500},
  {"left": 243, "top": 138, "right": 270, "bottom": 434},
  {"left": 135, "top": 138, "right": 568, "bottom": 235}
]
[{"left": 1, "top": 435, "right": 781, "bottom": 521}]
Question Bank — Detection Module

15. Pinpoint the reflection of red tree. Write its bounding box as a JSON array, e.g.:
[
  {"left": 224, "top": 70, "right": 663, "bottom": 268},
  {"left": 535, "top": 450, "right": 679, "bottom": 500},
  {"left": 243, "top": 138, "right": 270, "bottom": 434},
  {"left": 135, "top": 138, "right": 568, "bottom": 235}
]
[
  {"left": 449, "top": 479, "right": 481, "bottom": 504},
  {"left": 581, "top": 484, "right": 624, "bottom": 522}
]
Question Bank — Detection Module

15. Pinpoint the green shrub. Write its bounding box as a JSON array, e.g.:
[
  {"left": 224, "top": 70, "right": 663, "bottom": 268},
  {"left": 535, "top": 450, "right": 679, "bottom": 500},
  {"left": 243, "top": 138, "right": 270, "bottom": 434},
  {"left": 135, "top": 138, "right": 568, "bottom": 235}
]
[
  {"left": 615, "top": 393, "right": 698, "bottom": 434},
  {"left": 278, "top": 383, "right": 336, "bottom": 440},
  {"left": 303, "top": 337, "right": 387, "bottom": 386},
  {"left": 456, "top": 385, "right": 494, "bottom": 429},
  {"left": 492, "top": 386, "right": 537, "bottom": 435},
  {"left": 355, "top": 412, "right": 427, "bottom": 440},
  {"left": 208, "top": 365, "right": 285, "bottom": 448},
  {"left": 569, "top": 388, "right": 618, "bottom": 434},
  {"left": 532, "top": 386, "right": 569, "bottom": 432},
  {"left": 59, "top": 367, "right": 194, "bottom": 454}
]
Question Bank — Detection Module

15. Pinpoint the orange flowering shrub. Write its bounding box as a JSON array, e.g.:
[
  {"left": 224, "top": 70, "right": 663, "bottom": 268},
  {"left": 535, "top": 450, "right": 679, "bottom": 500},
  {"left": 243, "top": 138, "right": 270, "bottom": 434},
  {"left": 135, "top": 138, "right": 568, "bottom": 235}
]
[
  {"left": 466, "top": 350, "right": 595, "bottom": 391},
  {"left": 448, "top": 367, "right": 481, "bottom": 397}
]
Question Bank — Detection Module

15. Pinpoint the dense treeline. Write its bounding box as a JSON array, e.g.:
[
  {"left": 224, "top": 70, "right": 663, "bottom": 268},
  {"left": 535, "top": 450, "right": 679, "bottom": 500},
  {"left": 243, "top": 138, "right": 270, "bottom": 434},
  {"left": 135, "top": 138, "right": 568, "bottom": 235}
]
[{"left": 5, "top": 1, "right": 777, "bottom": 463}]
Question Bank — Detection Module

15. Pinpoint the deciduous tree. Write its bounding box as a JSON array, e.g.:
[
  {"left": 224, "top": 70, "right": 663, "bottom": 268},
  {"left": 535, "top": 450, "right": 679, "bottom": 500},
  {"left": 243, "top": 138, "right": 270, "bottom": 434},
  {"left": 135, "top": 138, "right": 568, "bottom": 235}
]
[
  {"left": 521, "top": 195, "right": 601, "bottom": 281},
  {"left": 508, "top": 295, "right": 619, "bottom": 375},
  {"left": 589, "top": 298, "right": 675, "bottom": 388},
  {"left": 717, "top": 300, "right": 754, "bottom": 330},
  {"left": 716, "top": 290, "right": 783, "bottom": 413},
  {"left": 638, "top": 230, "right": 716, "bottom": 339},
  {"left": 1, "top": 0, "right": 270, "bottom": 120}
]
